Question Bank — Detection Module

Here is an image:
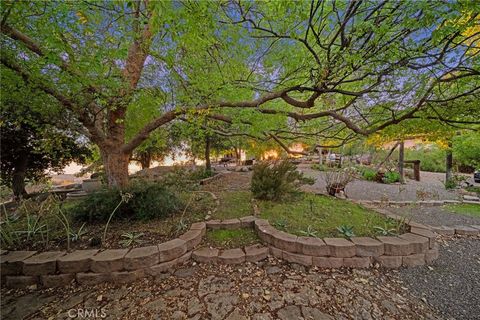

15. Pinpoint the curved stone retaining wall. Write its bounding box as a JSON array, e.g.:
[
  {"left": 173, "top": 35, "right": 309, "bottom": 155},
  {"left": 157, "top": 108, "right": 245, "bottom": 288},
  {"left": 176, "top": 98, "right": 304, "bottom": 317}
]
[
  {"left": 0, "top": 222, "right": 206, "bottom": 289},
  {"left": 5, "top": 209, "right": 477, "bottom": 289}
]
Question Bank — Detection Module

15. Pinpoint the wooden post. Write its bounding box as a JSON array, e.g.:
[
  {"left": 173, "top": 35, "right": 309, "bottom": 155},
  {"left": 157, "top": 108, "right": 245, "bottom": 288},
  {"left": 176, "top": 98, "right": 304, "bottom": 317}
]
[
  {"left": 413, "top": 161, "right": 420, "bottom": 181},
  {"left": 446, "top": 142, "right": 453, "bottom": 184},
  {"left": 398, "top": 141, "right": 405, "bottom": 183}
]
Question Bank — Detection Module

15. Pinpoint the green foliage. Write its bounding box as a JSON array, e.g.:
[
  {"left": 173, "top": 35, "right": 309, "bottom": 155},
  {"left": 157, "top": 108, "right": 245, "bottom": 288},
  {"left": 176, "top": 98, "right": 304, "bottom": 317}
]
[
  {"left": 0, "top": 82, "right": 91, "bottom": 197},
  {"left": 0, "top": 210, "right": 19, "bottom": 246},
  {"left": 311, "top": 164, "right": 328, "bottom": 171},
  {"left": 445, "top": 174, "right": 468, "bottom": 189},
  {"left": 299, "top": 226, "right": 318, "bottom": 237},
  {"left": 70, "top": 223, "right": 87, "bottom": 242},
  {"left": 361, "top": 167, "right": 377, "bottom": 181},
  {"left": 453, "top": 132, "right": 480, "bottom": 169},
  {"left": 119, "top": 232, "right": 144, "bottom": 248},
  {"left": 383, "top": 171, "right": 401, "bottom": 184},
  {"left": 374, "top": 224, "right": 397, "bottom": 236},
  {"left": 404, "top": 147, "right": 446, "bottom": 173},
  {"left": 205, "top": 229, "right": 259, "bottom": 249},
  {"left": 251, "top": 160, "right": 314, "bottom": 201},
  {"left": 445, "top": 204, "right": 480, "bottom": 217},
  {"left": 211, "top": 191, "right": 252, "bottom": 220},
  {"left": 336, "top": 225, "right": 355, "bottom": 239},
  {"left": 70, "top": 182, "right": 182, "bottom": 223},
  {"left": 258, "top": 193, "right": 396, "bottom": 238},
  {"left": 273, "top": 219, "right": 289, "bottom": 231},
  {"left": 175, "top": 219, "right": 189, "bottom": 235}
]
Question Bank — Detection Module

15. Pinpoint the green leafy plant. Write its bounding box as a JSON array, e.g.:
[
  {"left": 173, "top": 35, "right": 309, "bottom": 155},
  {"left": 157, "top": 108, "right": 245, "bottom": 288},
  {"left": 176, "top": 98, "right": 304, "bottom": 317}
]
[
  {"left": 69, "top": 182, "right": 182, "bottom": 222},
  {"left": 119, "top": 232, "right": 144, "bottom": 247},
  {"left": 70, "top": 223, "right": 87, "bottom": 242},
  {"left": 103, "top": 192, "right": 133, "bottom": 244},
  {"left": 0, "top": 208, "right": 19, "bottom": 246},
  {"left": 17, "top": 214, "right": 47, "bottom": 241},
  {"left": 175, "top": 219, "right": 188, "bottom": 234},
  {"left": 251, "top": 160, "right": 314, "bottom": 201},
  {"left": 273, "top": 219, "right": 289, "bottom": 230},
  {"left": 54, "top": 202, "right": 72, "bottom": 250},
  {"left": 383, "top": 171, "right": 401, "bottom": 184},
  {"left": 299, "top": 225, "right": 318, "bottom": 237},
  {"left": 361, "top": 167, "right": 377, "bottom": 181},
  {"left": 374, "top": 224, "right": 397, "bottom": 236},
  {"left": 336, "top": 225, "right": 355, "bottom": 239}
]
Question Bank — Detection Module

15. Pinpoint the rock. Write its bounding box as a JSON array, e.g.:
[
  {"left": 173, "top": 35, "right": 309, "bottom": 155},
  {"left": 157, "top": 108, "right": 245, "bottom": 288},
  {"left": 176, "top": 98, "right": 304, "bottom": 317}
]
[
  {"left": 198, "top": 276, "right": 234, "bottom": 297},
  {"left": 174, "top": 267, "right": 196, "bottom": 278},
  {"left": 252, "top": 313, "right": 273, "bottom": 320},
  {"left": 301, "top": 306, "right": 334, "bottom": 320},
  {"left": 187, "top": 297, "right": 203, "bottom": 316},
  {"left": 172, "top": 310, "right": 187, "bottom": 320},
  {"left": 225, "top": 308, "right": 248, "bottom": 320},
  {"left": 266, "top": 266, "right": 282, "bottom": 274},
  {"left": 205, "top": 293, "right": 238, "bottom": 320},
  {"left": 381, "top": 300, "right": 398, "bottom": 315},
  {"left": 278, "top": 305, "right": 303, "bottom": 320}
]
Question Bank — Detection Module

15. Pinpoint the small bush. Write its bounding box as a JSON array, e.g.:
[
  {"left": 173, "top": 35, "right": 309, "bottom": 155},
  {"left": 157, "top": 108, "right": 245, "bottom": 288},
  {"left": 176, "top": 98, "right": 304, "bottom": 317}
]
[
  {"left": 323, "top": 167, "right": 356, "bottom": 196},
  {"left": 251, "top": 160, "right": 314, "bottom": 201},
  {"left": 361, "top": 167, "right": 377, "bottom": 181},
  {"left": 383, "top": 171, "right": 401, "bottom": 184},
  {"left": 70, "top": 182, "right": 182, "bottom": 222}
]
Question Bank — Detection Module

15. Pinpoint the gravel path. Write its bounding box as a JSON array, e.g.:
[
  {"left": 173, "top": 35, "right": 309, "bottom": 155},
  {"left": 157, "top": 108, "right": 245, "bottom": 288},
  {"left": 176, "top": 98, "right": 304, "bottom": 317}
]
[
  {"left": 398, "top": 238, "right": 480, "bottom": 320},
  {"left": 299, "top": 165, "right": 462, "bottom": 201},
  {"left": 210, "top": 166, "right": 464, "bottom": 202},
  {"left": 389, "top": 206, "right": 480, "bottom": 227}
]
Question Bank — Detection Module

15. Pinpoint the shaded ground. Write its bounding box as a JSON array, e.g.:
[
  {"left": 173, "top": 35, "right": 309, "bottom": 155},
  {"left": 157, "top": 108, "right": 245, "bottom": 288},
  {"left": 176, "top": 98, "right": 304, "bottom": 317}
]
[
  {"left": 389, "top": 205, "right": 480, "bottom": 227},
  {"left": 1, "top": 258, "right": 439, "bottom": 320},
  {"left": 398, "top": 237, "right": 480, "bottom": 320}
]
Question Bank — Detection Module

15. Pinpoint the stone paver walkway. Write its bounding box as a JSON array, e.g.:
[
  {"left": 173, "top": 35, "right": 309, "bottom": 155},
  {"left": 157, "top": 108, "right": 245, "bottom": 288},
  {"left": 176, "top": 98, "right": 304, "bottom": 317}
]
[{"left": 1, "top": 258, "right": 438, "bottom": 320}]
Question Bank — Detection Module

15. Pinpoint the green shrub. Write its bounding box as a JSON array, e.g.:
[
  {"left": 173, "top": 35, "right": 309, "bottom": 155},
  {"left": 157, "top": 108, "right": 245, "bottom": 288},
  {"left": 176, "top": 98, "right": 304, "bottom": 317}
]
[
  {"left": 383, "top": 171, "right": 400, "bottom": 184},
  {"left": 404, "top": 147, "right": 446, "bottom": 173},
  {"left": 70, "top": 182, "right": 182, "bottom": 222},
  {"left": 311, "top": 164, "right": 328, "bottom": 171},
  {"left": 361, "top": 167, "right": 377, "bottom": 181},
  {"left": 251, "top": 160, "right": 314, "bottom": 201}
]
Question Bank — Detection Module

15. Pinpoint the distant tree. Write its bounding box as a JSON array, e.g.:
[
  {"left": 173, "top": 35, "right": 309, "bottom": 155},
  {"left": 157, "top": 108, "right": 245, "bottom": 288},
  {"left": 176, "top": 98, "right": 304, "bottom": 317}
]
[{"left": 0, "top": 79, "right": 91, "bottom": 199}]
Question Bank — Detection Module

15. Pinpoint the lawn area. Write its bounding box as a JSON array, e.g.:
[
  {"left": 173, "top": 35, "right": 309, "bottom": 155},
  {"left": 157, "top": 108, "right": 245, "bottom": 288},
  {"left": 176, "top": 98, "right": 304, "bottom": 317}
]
[
  {"left": 205, "top": 229, "right": 259, "bottom": 249},
  {"left": 211, "top": 191, "right": 399, "bottom": 238},
  {"left": 444, "top": 204, "right": 480, "bottom": 218},
  {"left": 213, "top": 191, "right": 253, "bottom": 219},
  {"left": 258, "top": 193, "right": 399, "bottom": 238}
]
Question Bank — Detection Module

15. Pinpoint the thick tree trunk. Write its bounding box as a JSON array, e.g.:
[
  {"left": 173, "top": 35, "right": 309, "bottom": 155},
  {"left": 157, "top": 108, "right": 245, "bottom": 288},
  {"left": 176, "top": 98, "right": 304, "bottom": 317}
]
[
  {"left": 398, "top": 141, "right": 405, "bottom": 184},
  {"left": 446, "top": 143, "right": 453, "bottom": 184},
  {"left": 139, "top": 152, "right": 152, "bottom": 170},
  {"left": 100, "top": 146, "right": 130, "bottom": 188},
  {"left": 205, "top": 135, "right": 211, "bottom": 172},
  {"left": 12, "top": 155, "right": 28, "bottom": 200}
]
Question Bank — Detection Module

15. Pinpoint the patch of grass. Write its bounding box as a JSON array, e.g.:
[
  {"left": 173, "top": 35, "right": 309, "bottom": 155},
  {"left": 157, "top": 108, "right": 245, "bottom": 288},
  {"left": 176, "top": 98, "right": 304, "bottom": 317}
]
[
  {"left": 213, "top": 191, "right": 253, "bottom": 220},
  {"left": 258, "top": 193, "right": 397, "bottom": 238},
  {"left": 465, "top": 186, "right": 480, "bottom": 194},
  {"left": 444, "top": 204, "right": 480, "bottom": 217},
  {"left": 205, "top": 229, "right": 259, "bottom": 249}
]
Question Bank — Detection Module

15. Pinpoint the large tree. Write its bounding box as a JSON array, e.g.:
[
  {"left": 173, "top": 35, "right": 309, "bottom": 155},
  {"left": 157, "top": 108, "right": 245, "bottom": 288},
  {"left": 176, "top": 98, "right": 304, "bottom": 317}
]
[
  {"left": 1, "top": 1, "right": 478, "bottom": 188},
  {"left": 0, "top": 74, "right": 91, "bottom": 198}
]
